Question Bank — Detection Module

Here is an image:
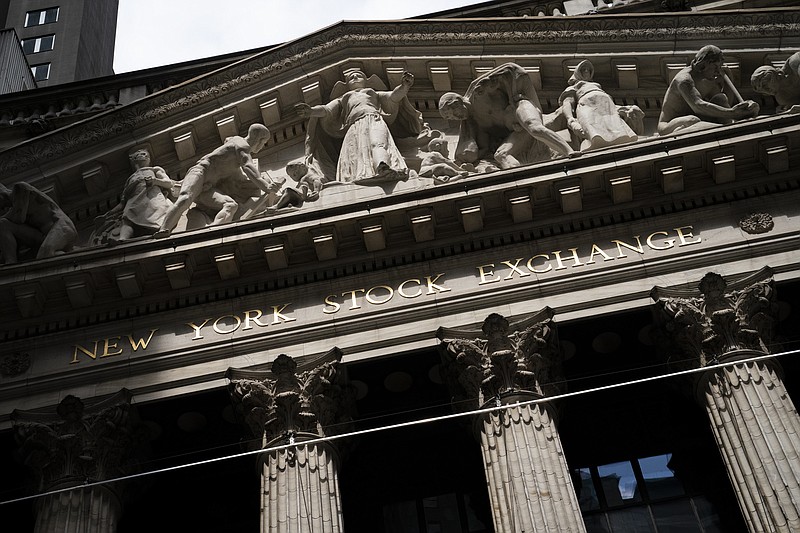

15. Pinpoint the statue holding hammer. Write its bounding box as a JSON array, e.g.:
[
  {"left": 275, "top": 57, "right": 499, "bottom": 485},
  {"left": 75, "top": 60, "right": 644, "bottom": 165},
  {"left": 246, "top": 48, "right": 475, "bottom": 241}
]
[{"left": 658, "top": 45, "right": 759, "bottom": 136}]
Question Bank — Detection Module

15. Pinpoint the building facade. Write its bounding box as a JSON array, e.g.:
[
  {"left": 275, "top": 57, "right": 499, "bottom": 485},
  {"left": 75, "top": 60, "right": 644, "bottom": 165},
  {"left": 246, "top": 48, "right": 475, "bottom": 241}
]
[
  {"left": 0, "top": 0, "right": 119, "bottom": 87},
  {"left": 0, "top": 3, "right": 799, "bottom": 533}
]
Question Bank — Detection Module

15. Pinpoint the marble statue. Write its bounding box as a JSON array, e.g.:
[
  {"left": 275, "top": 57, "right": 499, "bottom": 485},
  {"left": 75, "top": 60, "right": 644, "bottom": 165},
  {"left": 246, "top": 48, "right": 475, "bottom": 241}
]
[
  {"left": 559, "top": 59, "right": 643, "bottom": 151},
  {"left": 418, "top": 138, "right": 471, "bottom": 183},
  {"left": 438, "top": 62, "right": 578, "bottom": 170},
  {"left": 751, "top": 52, "right": 800, "bottom": 113},
  {"left": 658, "top": 45, "right": 760, "bottom": 136},
  {"left": 295, "top": 69, "right": 430, "bottom": 185},
  {"left": 0, "top": 181, "right": 77, "bottom": 264},
  {"left": 154, "top": 123, "right": 273, "bottom": 238},
  {"left": 93, "top": 148, "right": 179, "bottom": 243}
]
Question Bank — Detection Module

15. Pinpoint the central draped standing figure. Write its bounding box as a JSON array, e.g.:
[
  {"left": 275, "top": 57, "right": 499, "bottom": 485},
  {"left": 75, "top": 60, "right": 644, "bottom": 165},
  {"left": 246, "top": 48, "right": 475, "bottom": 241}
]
[{"left": 295, "top": 70, "right": 428, "bottom": 185}]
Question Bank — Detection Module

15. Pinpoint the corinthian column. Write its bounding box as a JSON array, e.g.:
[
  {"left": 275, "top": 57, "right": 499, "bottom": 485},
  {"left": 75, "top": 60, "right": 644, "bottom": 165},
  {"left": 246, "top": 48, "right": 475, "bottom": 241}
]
[
  {"left": 651, "top": 267, "right": 800, "bottom": 532},
  {"left": 226, "top": 348, "right": 354, "bottom": 533},
  {"left": 437, "top": 309, "right": 586, "bottom": 533},
  {"left": 11, "top": 389, "right": 144, "bottom": 533}
]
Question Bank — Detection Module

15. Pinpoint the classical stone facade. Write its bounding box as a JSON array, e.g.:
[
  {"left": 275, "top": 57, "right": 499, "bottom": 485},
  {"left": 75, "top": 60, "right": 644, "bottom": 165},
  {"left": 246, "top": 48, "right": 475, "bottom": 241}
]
[{"left": 1, "top": 2, "right": 800, "bottom": 532}]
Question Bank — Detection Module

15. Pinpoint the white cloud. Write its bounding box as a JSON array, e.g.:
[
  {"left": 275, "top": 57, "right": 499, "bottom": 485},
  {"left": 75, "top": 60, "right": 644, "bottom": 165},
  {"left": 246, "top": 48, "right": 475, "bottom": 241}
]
[{"left": 114, "top": 0, "right": 469, "bottom": 73}]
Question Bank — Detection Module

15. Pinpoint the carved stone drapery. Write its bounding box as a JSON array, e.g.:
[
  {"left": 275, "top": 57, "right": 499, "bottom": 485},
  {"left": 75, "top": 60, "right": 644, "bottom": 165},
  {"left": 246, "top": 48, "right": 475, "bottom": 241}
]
[
  {"left": 651, "top": 267, "right": 800, "bottom": 532},
  {"left": 437, "top": 309, "right": 586, "bottom": 533},
  {"left": 11, "top": 390, "right": 144, "bottom": 533},
  {"left": 226, "top": 348, "right": 354, "bottom": 533}
]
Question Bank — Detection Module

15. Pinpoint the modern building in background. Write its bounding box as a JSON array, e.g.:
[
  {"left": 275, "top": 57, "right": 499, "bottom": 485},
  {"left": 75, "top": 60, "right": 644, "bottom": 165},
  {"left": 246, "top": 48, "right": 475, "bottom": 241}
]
[
  {"left": 0, "top": 1, "right": 799, "bottom": 533},
  {"left": 0, "top": 0, "right": 119, "bottom": 87}
]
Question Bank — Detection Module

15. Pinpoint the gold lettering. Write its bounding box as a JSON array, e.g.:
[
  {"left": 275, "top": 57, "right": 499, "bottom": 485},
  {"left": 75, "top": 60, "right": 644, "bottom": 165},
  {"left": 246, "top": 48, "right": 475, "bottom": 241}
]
[
  {"left": 242, "top": 309, "right": 270, "bottom": 330},
  {"left": 501, "top": 258, "right": 531, "bottom": 280},
  {"left": 187, "top": 319, "right": 211, "bottom": 340},
  {"left": 366, "top": 285, "right": 393, "bottom": 305},
  {"left": 585, "top": 244, "right": 613, "bottom": 265},
  {"left": 323, "top": 295, "right": 340, "bottom": 314},
  {"left": 101, "top": 337, "right": 123, "bottom": 357},
  {"left": 553, "top": 248, "right": 584, "bottom": 270},
  {"left": 646, "top": 231, "right": 675, "bottom": 250},
  {"left": 343, "top": 289, "right": 364, "bottom": 310},
  {"left": 425, "top": 273, "right": 451, "bottom": 294},
  {"left": 477, "top": 264, "right": 500, "bottom": 285},
  {"left": 675, "top": 226, "right": 701, "bottom": 246},
  {"left": 272, "top": 304, "right": 296, "bottom": 324},
  {"left": 213, "top": 315, "right": 242, "bottom": 335},
  {"left": 128, "top": 329, "right": 158, "bottom": 351},
  {"left": 527, "top": 254, "right": 552, "bottom": 273},
  {"left": 612, "top": 236, "right": 644, "bottom": 258},
  {"left": 71, "top": 341, "right": 99, "bottom": 364},
  {"left": 398, "top": 279, "right": 422, "bottom": 298}
]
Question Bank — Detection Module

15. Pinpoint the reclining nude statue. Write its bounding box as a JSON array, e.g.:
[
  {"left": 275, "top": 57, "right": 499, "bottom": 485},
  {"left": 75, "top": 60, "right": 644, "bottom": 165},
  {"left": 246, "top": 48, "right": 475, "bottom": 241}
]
[
  {"left": 295, "top": 69, "right": 433, "bottom": 186},
  {"left": 658, "top": 45, "right": 760, "bottom": 136},
  {"left": 751, "top": 51, "right": 800, "bottom": 113},
  {"left": 559, "top": 59, "right": 643, "bottom": 151},
  {"left": 438, "top": 62, "right": 578, "bottom": 170},
  {"left": 0, "top": 182, "right": 77, "bottom": 265}
]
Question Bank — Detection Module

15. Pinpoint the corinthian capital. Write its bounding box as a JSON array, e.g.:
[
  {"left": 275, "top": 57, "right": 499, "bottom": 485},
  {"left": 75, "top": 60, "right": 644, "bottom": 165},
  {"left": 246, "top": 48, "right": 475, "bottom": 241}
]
[
  {"left": 650, "top": 267, "right": 778, "bottom": 367},
  {"left": 436, "top": 308, "right": 564, "bottom": 407},
  {"left": 226, "top": 348, "right": 355, "bottom": 445},
  {"left": 11, "top": 389, "right": 143, "bottom": 491}
]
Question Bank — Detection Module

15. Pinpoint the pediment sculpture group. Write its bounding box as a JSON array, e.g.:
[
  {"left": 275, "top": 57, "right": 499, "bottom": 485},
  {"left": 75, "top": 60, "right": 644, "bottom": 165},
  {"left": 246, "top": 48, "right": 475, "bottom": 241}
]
[{"left": 1, "top": 45, "right": 799, "bottom": 265}]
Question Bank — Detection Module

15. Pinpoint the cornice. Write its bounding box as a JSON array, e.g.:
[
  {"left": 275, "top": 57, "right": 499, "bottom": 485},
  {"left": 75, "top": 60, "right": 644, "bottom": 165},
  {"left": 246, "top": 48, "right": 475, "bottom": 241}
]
[{"left": 1, "top": 9, "right": 798, "bottom": 176}]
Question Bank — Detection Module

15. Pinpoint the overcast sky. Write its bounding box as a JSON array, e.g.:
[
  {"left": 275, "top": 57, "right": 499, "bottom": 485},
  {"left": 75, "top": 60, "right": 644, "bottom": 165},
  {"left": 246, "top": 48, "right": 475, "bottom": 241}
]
[{"left": 113, "top": 0, "right": 471, "bottom": 73}]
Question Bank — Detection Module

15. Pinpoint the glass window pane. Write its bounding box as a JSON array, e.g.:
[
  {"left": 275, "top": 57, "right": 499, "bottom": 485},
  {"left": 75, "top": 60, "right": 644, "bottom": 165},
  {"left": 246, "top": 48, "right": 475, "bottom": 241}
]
[
  {"left": 575, "top": 468, "right": 600, "bottom": 511},
  {"left": 597, "top": 461, "right": 641, "bottom": 507},
  {"left": 652, "top": 500, "right": 700, "bottom": 532},
  {"left": 384, "top": 500, "right": 419, "bottom": 533},
  {"left": 32, "top": 63, "right": 50, "bottom": 81},
  {"left": 21, "top": 39, "right": 36, "bottom": 54},
  {"left": 639, "top": 454, "right": 684, "bottom": 500},
  {"left": 24, "top": 12, "right": 38, "bottom": 27},
  {"left": 584, "top": 513, "right": 611, "bottom": 533},
  {"left": 462, "top": 493, "right": 489, "bottom": 532},
  {"left": 44, "top": 8, "right": 59, "bottom": 24},
  {"left": 692, "top": 496, "right": 725, "bottom": 533},
  {"left": 422, "top": 493, "right": 460, "bottom": 533},
  {"left": 41, "top": 35, "right": 55, "bottom": 52},
  {"left": 607, "top": 507, "right": 655, "bottom": 532}
]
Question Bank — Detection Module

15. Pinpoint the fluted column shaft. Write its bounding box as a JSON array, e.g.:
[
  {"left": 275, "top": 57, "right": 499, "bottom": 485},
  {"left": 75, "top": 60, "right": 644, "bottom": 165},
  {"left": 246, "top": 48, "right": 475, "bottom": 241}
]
[
  {"left": 479, "top": 396, "right": 585, "bottom": 533},
  {"left": 651, "top": 268, "right": 800, "bottom": 533},
  {"left": 227, "top": 349, "right": 353, "bottom": 533},
  {"left": 260, "top": 436, "right": 343, "bottom": 533},
  {"left": 33, "top": 481, "right": 121, "bottom": 533},
  {"left": 437, "top": 309, "right": 587, "bottom": 533},
  {"left": 698, "top": 351, "right": 800, "bottom": 533}
]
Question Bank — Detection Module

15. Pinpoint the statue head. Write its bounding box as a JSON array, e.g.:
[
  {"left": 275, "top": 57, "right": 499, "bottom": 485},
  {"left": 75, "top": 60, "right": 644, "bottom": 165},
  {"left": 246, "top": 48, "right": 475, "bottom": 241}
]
[
  {"left": 246, "top": 123, "right": 270, "bottom": 153},
  {"left": 128, "top": 148, "right": 151, "bottom": 169},
  {"left": 691, "top": 45, "right": 724, "bottom": 79},
  {"left": 345, "top": 70, "right": 367, "bottom": 90},
  {"left": 285, "top": 160, "right": 308, "bottom": 181},
  {"left": 427, "top": 138, "right": 448, "bottom": 156},
  {"left": 751, "top": 65, "right": 780, "bottom": 96},
  {"left": 570, "top": 60, "right": 595, "bottom": 84},
  {"left": 438, "top": 92, "right": 469, "bottom": 121}
]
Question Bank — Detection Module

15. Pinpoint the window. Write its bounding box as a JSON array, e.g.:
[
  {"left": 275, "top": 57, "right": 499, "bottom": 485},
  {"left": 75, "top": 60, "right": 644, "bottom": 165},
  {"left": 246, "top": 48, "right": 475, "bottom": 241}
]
[
  {"left": 31, "top": 63, "right": 51, "bottom": 81},
  {"left": 574, "top": 453, "right": 726, "bottom": 532},
  {"left": 21, "top": 35, "right": 55, "bottom": 54},
  {"left": 24, "top": 7, "right": 59, "bottom": 27}
]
